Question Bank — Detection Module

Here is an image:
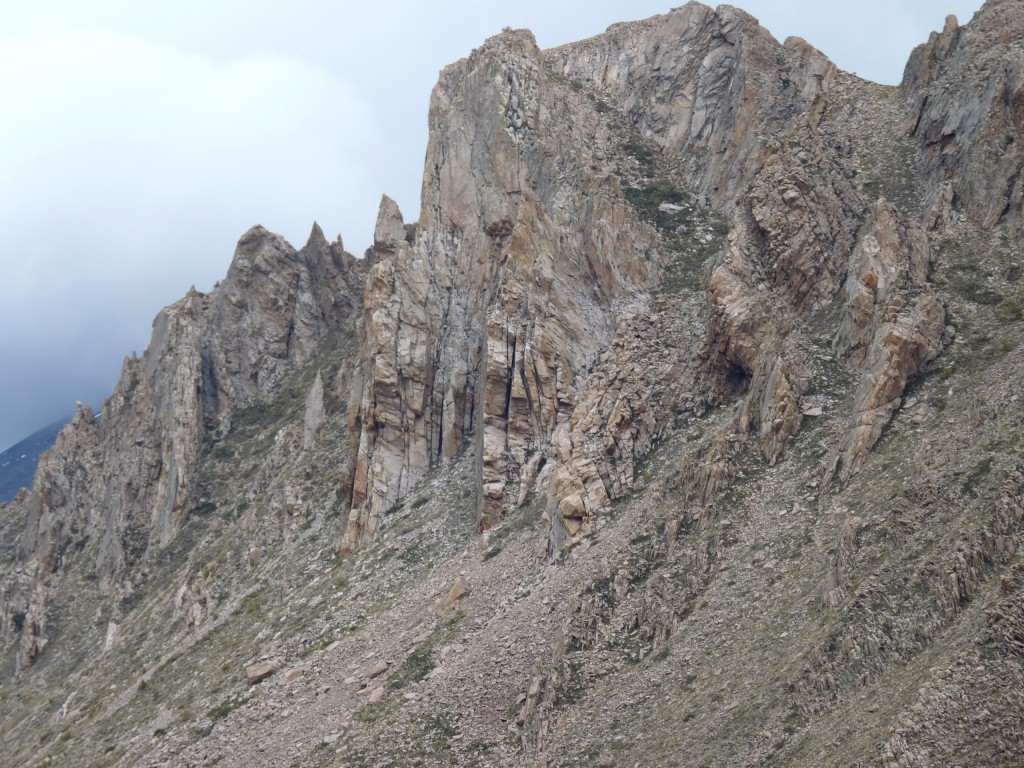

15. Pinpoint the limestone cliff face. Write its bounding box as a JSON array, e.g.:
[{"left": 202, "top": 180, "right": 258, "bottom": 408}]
[
  {"left": 1, "top": 225, "right": 362, "bottom": 669},
  {"left": 904, "top": 0, "right": 1024, "bottom": 236}
]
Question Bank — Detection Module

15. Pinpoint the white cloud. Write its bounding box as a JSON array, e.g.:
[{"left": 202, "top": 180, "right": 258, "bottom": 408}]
[
  {"left": 0, "top": 26, "right": 375, "bottom": 446},
  {"left": 0, "top": 27, "right": 373, "bottom": 339}
]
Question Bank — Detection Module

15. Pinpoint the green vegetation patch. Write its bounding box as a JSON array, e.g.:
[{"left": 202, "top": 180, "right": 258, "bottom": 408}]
[{"left": 387, "top": 613, "right": 463, "bottom": 691}]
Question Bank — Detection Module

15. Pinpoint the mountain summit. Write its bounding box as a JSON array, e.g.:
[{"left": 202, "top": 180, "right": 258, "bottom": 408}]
[{"left": 2, "top": 2, "right": 1023, "bottom": 766}]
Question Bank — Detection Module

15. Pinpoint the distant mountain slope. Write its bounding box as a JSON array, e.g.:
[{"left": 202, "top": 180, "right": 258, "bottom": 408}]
[{"left": 0, "top": 417, "right": 68, "bottom": 502}]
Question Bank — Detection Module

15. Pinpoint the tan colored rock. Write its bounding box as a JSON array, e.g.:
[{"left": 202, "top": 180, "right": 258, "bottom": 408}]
[
  {"left": 342, "top": 30, "right": 660, "bottom": 549},
  {"left": 245, "top": 660, "right": 280, "bottom": 685},
  {"left": 0, "top": 5, "right": 1020, "bottom": 764},
  {"left": 550, "top": 5, "right": 838, "bottom": 205},
  {"left": 541, "top": 305, "right": 699, "bottom": 545},
  {"left": 341, "top": 4, "right": 898, "bottom": 552},
  {"left": 703, "top": 133, "right": 858, "bottom": 467},
  {"left": 446, "top": 576, "right": 471, "bottom": 607},
  {"left": 302, "top": 371, "right": 325, "bottom": 450},
  {"left": 678, "top": 429, "right": 740, "bottom": 508},
  {"left": 837, "top": 202, "right": 931, "bottom": 367},
  {"left": 557, "top": 494, "right": 585, "bottom": 520},
  {"left": 563, "top": 517, "right": 584, "bottom": 537},
  {"left": 832, "top": 202, "right": 945, "bottom": 484},
  {"left": 373, "top": 194, "right": 408, "bottom": 251},
  {"left": 926, "top": 181, "right": 955, "bottom": 231}
]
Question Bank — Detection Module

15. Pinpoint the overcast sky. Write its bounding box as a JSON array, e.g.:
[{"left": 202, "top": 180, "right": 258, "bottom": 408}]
[{"left": 0, "top": 0, "right": 985, "bottom": 451}]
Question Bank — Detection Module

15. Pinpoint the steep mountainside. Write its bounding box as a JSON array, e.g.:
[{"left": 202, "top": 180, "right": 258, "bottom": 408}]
[{"left": 1, "top": 2, "right": 1023, "bottom": 767}]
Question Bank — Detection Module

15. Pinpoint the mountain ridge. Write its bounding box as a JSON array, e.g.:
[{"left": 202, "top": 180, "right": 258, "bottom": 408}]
[{"left": 1, "top": 2, "right": 1022, "bottom": 766}]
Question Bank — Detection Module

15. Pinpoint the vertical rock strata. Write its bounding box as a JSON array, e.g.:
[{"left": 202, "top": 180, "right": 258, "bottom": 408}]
[
  {"left": 548, "top": 4, "right": 838, "bottom": 205},
  {"left": 342, "top": 2, "right": 960, "bottom": 550},
  {"left": 831, "top": 202, "right": 946, "bottom": 483},
  {"left": 342, "top": 30, "right": 659, "bottom": 549}
]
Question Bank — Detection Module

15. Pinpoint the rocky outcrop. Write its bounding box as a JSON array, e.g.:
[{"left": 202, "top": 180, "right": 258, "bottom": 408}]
[
  {"left": 4, "top": 3, "right": 968, "bottom": 677},
  {"left": 797, "top": 468, "right": 1024, "bottom": 716},
  {"left": 203, "top": 224, "right": 361, "bottom": 435},
  {"left": 703, "top": 129, "right": 861, "bottom": 466},
  {"left": 548, "top": 4, "right": 838, "bottom": 206},
  {"left": 4, "top": 3, "right": 1024, "bottom": 766},
  {"left": 903, "top": 0, "right": 1024, "bottom": 236},
  {"left": 1, "top": 224, "right": 363, "bottom": 669},
  {"left": 342, "top": 30, "right": 659, "bottom": 550},
  {"left": 343, "top": 4, "right": 878, "bottom": 551},
  {"left": 831, "top": 202, "right": 946, "bottom": 483},
  {"left": 302, "top": 371, "right": 325, "bottom": 450},
  {"left": 554, "top": 6, "right": 867, "bottom": 474},
  {"left": 2, "top": 391, "right": 151, "bottom": 671}
]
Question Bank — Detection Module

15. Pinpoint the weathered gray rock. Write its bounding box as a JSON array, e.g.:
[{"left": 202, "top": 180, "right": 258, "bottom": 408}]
[
  {"left": 203, "top": 224, "right": 361, "bottom": 435},
  {"left": 1, "top": 223, "right": 364, "bottom": 669},
  {"left": 831, "top": 202, "right": 945, "bottom": 484},
  {"left": 704, "top": 130, "right": 860, "bottom": 467},
  {"left": 903, "top": 1, "right": 1024, "bottom": 236},
  {"left": 0, "top": 3, "right": 1021, "bottom": 767},
  {"left": 341, "top": 5, "right": 875, "bottom": 552},
  {"left": 443, "top": 576, "right": 471, "bottom": 612},
  {"left": 548, "top": 5, "right": 838, "bottom": 206}
]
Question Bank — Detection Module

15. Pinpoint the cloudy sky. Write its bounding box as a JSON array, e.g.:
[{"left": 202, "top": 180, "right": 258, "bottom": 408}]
[{"left": 0, "top": 0, "right": 985, "bottom": 451}]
